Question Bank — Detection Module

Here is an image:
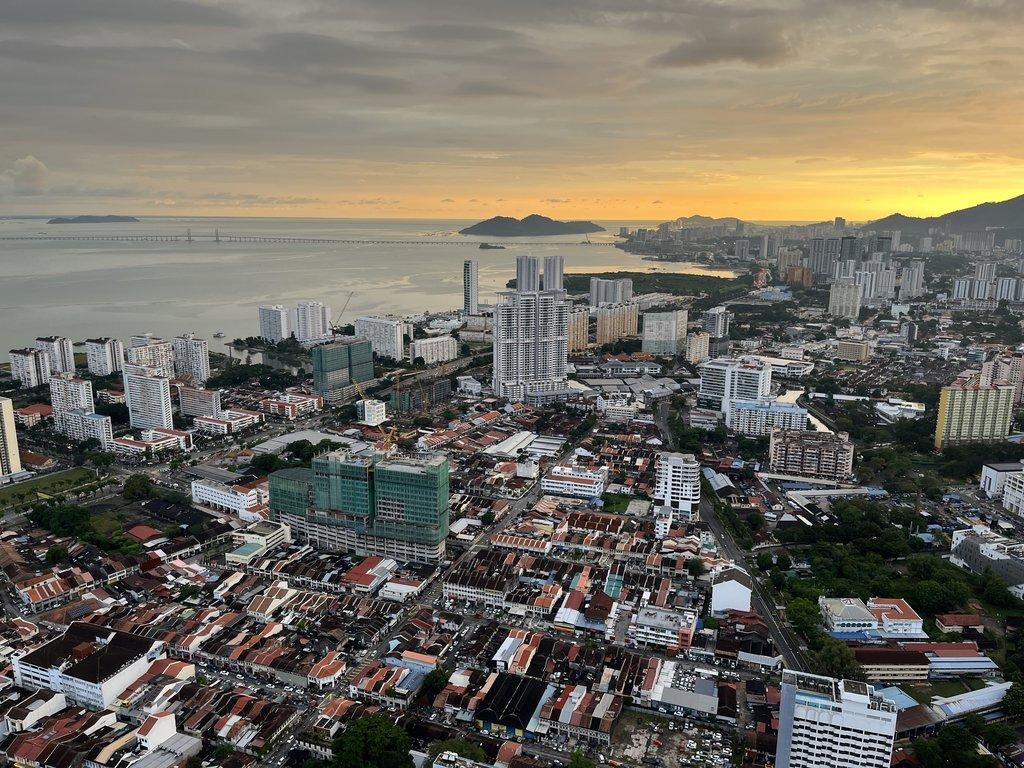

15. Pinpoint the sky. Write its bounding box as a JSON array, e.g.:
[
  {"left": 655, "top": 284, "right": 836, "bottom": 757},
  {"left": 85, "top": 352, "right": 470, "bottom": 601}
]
[{"left": 1, "top": 0, "right": 1022, "bottom": 222}]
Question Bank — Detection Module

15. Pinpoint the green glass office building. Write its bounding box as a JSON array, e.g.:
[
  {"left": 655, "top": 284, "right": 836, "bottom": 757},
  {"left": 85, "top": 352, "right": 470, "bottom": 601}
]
[
  {"left": 270, "top": 448, "right": 450, "bottom": 562},
  {"left": 311, "top": 337, "right": 373, "bottom": 403}
]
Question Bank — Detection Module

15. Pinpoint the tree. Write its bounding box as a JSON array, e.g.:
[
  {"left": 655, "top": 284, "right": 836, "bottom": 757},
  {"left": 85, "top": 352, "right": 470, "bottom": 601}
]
[
  {"left": 1003, "top": 681, "right": 1024, "bottom": 718},
  {"left": 756, "top": 552, "right": 774, "bottom": 572},
  {"left": 331, "top": 714, "right": 414, "bottom": 768},
  {"left": 814, "top": 637, "right": 863, "bottom": 680},
  {"left": 45, "top": 545, "right": 69, "bottom": 564},
  {"left": 568, "top": 751, "right": 595, "bottom": 768},
  {"left": 123, "top": 474, "right": 153, "bottom": 500},
  {"left": 786, "top": 598, "right": 822, "bottom": 639},
  {"left": 685, "top": 557, "right": 707, "bottom": 577},
  {"left": 427, "top": 740, "right": 487, "bottom": 762},
  {"left": 421, "top": 666, "right": 452, "bottom": 700}
]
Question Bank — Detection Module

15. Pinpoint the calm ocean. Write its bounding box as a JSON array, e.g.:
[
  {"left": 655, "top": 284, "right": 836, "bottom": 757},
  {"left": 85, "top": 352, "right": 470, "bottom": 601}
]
[{"left": 0, "top": 216, "right": 730, "bottom": 354}]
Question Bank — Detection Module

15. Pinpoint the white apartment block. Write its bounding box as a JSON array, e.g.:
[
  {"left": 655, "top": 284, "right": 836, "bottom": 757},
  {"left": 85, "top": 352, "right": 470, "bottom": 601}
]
[
  {"left": 642, "top": 310, "right": 688, "bottom": 356},
  {"left": 595, "top": 303, "right": 639, "bottom": 345},
  {"left": 828, "top": 278, "right": 862, "bottom": 320},
  {"left": 9, "top": 348, "right": 52, "bottom": 388},
  {"left": 49, "top": 373, "right": 113, "bottom": 449},
  {"left": 172, "top": 334, "right": 210, "bottom": 384},
  {"left": 0, "top": 397, "right": 22, "bottom": 479},
  {"left": 703, "top": 306, "right": 731, "bottom": 337},
  {"left": 541, "top": 465, "right": 609, "bottom": 499},
  {"left": 355, "top": 316, "right": 407, "bottom": 360},
  {"left": 85, "top": 337, "right": 124, "bottom": 376},
  {"left": 34, "top": 336, "right": 75, "bottom": 374},
  {"left": 493, "top": 255, "right": 570, "bottom": 403},
  {"left": 178, "top": 386, "right": 221, "bottom": 417},
  {"left": 590, "top": 277, "right": 633, "bottom": 307},
  {"left": 652, "top": 452, "right": 701, "bottom": 525},
  {"left": 775, "top": 671, "right": 896, "bottom": 768},
  {"left": 127, "top": 336, "right": 175, "bottom": 378},
  {"left": 698, "top": 356, "right": 772, "bottom": 411},
  {"left": 123, "top": 364, "right": 173, "bottom": 430},
  {"left": 60, "top": 410, "right": 114, "bottom": 449},
  {"left": 294, "top": 300, "right": 332, "bottom": 342},
  {"left": 727, "top": 399, "right": 808, "bottom": 436},
  {"left": 49, "top": 372, "right": 94, "bottom": 415},
  {"left": 463, "top": 260, "right": 479, "bottom": 316},
  {"left": 409, "top": 335, "right": 458, "bottom": 365},
  {"left": 258, "top": 305, "right": 292, "bottom": 342}
]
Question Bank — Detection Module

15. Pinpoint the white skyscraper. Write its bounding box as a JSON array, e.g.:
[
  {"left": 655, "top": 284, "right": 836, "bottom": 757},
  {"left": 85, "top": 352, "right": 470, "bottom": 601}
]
[
  {"left": 900, "top": 261, "right": 925, "bottom": 299},
  {"left": 698, "top": 357, "right": 772, "bottom": 411},
  {"left": 703, "top": 305, "right": 731, "bottom": 337},
  {"left": 463, "top": 260, "right": 480, "bottom": 316},
  {"left": 172, "top": 334, "right": 211, "bottom": 383},
  {"left": 589, "top": 277, "right": 633, "bottom": 307},
  {"left": 0, "top": 397, "right": 22, "bottom": 479},
  {"left": 9, "top": 348, "right": 52, "bottom": 388},
  {"left": 652, "top": 452, "right": 701, "bottom": 525},
  {"left": 492, "top": 255, "right": 570, "bottom": 402},
  {"left": 642, "top": 310, "right": 688, "bottom": 356},
  {"left": 123, "top": 364, "right": 173, "bottom": 430},
  {"left": 258, "top": 305, "right": 292, "bottom": 342},
  {"left": 34, "top": 336, "right": 75, "bottom": 374},
  {"left": 542, "top": 255, "right": 564, "bottom": 291},
  {"left": 828, "top": 278, "right": 862, "bottom": 320},
  {"left": 775, "top": 671, "right": 896, "bottom": 768},
  {"left": 294, "top": 300, "right": 332, "bottom": 342},
  {"left": 127, "top": 335, "right": 175, "bottom": 378},
  {"left": 85, "top": 337, "right": 124, "bottom": 376},
  {"left": 49, "top": 372, "right": 112, "bottom": 449},
  {"left": 354, "top": 316, "right": 407, "bottom": 360}
]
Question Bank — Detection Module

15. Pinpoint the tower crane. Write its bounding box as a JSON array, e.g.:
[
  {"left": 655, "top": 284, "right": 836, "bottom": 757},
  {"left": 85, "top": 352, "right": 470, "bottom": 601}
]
[{"left": 330, "top": 291, "right": 356, "bottom": 334}]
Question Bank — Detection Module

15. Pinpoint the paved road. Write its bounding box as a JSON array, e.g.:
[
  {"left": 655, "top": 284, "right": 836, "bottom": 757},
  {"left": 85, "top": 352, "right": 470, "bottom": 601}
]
[{"left": 697, "top": 496, "right": 806, "bottom": 671}]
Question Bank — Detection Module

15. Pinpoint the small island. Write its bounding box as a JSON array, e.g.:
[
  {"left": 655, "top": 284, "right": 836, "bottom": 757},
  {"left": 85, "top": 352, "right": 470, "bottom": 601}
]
[
  {"left": 47, "top": 215, "right": 140, "bottom": 224},
  {"left": 460, "top": 213, "right": 605, "bottom": 237}
]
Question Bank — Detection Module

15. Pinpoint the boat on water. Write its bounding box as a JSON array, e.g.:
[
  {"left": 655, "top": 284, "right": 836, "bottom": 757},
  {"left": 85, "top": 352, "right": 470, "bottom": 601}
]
[{"left": 213, "top": 330, "right": 226, "bottom": 338}]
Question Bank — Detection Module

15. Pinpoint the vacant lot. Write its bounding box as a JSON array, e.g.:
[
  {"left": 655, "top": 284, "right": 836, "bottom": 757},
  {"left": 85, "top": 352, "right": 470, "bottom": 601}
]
[{"left": 0, "top": 467, "right": 96, "bottom": 507}]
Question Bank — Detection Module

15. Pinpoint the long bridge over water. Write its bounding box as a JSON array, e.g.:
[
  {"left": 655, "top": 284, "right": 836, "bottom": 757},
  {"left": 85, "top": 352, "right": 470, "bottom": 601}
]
[{"left": 0, "top": 230, "right": 617, "bottom": 247}]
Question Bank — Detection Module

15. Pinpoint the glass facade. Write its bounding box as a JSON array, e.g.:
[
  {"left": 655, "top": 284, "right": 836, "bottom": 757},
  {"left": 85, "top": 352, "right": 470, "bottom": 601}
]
[
  {"left": 311, "top": 338, "right": 373, "bottom": 398},
  {"left": 278, "top": 449, "right": 450, "bottom": 549}
]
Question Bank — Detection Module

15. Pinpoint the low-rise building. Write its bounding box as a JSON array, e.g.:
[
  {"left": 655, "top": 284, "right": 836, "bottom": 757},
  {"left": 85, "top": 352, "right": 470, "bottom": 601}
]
[
  {"left": 540, "top": 465, "right": 608, "bottom": 499},
  {"left": 13, "top": 622, "right": 165, "bottom": 709},
  {"left": 194, "top": 408, "right": 264, "bottom": 435},
  {"left": 260, "top": 393, "right": 324, "bottom": 420}
]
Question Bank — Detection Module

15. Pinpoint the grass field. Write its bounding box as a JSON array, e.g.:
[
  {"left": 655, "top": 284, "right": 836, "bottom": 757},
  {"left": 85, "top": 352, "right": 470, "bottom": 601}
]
[{"left": 0, "top": 467, "right": 97, "bottom": 507}]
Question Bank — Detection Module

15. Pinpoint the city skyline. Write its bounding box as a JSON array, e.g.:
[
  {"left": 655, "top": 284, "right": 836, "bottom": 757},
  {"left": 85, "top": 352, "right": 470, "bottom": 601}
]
[{"left": 1, "top": 0, "right": 1022, "bottom": 221}]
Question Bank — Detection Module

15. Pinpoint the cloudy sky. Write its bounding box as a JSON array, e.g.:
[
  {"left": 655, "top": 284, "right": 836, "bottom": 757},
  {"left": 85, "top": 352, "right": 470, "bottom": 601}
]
[{"left": 1, "top": 0, "right": 1022, "bottom": 221}]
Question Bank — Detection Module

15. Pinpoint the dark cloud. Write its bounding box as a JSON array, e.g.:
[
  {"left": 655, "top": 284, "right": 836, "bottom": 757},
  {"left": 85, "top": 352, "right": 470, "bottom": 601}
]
[
  {"left": 453, "top": 80, "right": 537, "bottom": 98},
  {"left": 650, "top": 21, "right": 795, "bottom": 67},
  {"left": 0, "top": 0, "right": 242, "bottom": 26}
]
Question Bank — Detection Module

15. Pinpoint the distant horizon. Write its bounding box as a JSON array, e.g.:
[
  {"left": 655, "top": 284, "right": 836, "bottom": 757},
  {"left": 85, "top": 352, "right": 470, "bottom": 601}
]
[{"left": 0, "top": 212, "right": 822, "bottom": 226}]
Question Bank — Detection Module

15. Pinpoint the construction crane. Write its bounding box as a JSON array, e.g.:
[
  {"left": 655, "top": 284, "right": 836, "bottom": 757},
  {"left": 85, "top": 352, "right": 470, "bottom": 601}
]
[{"left": 330, "top": 291, "right": 355, "bottom": 334}]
